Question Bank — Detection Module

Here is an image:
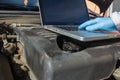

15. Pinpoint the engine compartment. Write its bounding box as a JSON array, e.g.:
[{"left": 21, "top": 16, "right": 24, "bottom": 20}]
[{"left": 0, "top": 22, "right": 120, "bottom": 80}]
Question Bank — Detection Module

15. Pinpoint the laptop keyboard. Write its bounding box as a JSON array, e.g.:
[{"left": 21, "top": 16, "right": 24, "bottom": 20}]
[{"left": 55, "top": 25, "right": 78, "bottom": 31}]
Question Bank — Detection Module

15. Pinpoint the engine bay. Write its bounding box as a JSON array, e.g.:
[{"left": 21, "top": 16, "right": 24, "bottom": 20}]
[{"left": 0, "top": 22, "right": 119, "bottom": 80}]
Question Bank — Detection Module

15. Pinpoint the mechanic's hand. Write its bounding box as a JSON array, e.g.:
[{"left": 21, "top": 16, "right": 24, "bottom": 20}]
[{"left": 78, "top": 17, "right": 118, "bottom": 31}]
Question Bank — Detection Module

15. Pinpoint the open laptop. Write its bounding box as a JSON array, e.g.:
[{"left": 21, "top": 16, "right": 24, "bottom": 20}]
[{"left": 38, "top": 0, "right": 120, "bottom": 41}]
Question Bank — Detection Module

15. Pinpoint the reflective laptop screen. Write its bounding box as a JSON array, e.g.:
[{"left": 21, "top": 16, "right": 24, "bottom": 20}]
[{"left": 39, "top": 0, "right": 89, "bottom": 25}]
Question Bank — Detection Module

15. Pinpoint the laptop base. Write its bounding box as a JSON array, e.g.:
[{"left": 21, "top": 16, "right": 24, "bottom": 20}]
[{"left": 44, "top": 25, "right": 120, "bottom": 41}]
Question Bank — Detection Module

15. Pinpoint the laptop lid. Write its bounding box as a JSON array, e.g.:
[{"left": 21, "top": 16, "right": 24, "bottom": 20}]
[{"left": 39, "top": 0, "right": 89, "bottom": 25}]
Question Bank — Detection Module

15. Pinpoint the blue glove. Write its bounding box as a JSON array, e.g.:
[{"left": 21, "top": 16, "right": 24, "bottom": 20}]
[{"left": 78, "top": 17, "right": 118, "bottom": 31}]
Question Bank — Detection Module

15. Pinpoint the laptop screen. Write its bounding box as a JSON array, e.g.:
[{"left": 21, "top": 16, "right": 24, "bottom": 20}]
[{"left": 39, "top": 0, "right": 89, "bottom": 25}]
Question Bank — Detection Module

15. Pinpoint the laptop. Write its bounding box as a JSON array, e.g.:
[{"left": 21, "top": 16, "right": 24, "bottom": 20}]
[{"left": 38, "top": 0, "right": 120, "bottom": 41}]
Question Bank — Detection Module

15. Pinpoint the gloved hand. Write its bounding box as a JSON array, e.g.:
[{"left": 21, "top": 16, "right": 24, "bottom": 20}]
[{"left": 78, "top": 17, "right": 118, "bottom": 31}]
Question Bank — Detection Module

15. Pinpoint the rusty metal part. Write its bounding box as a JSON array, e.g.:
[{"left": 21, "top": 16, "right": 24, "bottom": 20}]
[
  {"left": 13, "top": 41, "right": 29, "bottom": 72},
  {"left": 0, "top": 22, "right": 14, "bottom": 34},
  {"left": 20, "top": 65, "right": 29, "bottom": 72},
  {"left": 113, "top": 67, "right": 120, "bottom": 80},
  {"left": 1, "top": 35, "right": 16, "bottom": 39},
  {"left": 2, "top": 34, "right": 16, "bottom": 55},
  {"left": 3, "top": 43, "right": 16, "bottom": 54},
  {"left": 0, "top": 35, "right": 16, "bottom": 39},
  {"left": 13, "top": 54, "right": 23, "bottom": 64},
  {"left": 8, "top": 41, "right": 31, "bottom": 80}
]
